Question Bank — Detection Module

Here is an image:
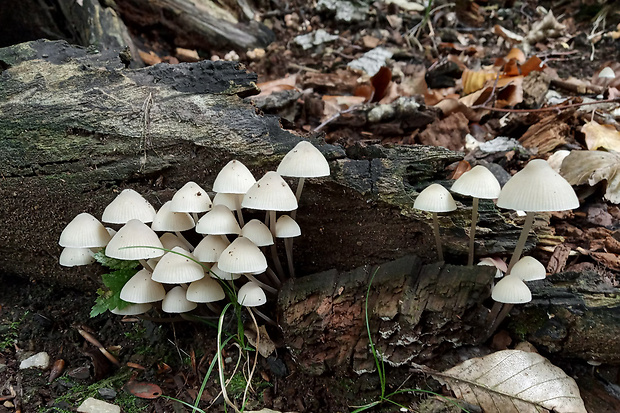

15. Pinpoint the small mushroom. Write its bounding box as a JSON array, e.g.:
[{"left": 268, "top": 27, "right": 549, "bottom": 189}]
[
  {"left": 451, "top": 165, "right": 501, "bottom": 266},
  {"left": 414, "top": 184, "right": 457, "bottom": 261},
  {"left": 212, "top": 160, "right": 256, "bottom": 226},
  {"left": 102, "top": 189, "right": 157, "bottom": 224},
  {"left": 162, "top": 286, "right": 197, "bottom": 314},
  {"left": 510, "top": 256, "right": 546, "bottom": 281}
]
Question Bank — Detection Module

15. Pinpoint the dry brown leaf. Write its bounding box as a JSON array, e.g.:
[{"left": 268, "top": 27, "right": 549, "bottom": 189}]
[
  {"left": 256, "top": 74, "right": 299, "bottom": 97},
  {"left": 462, "top": 68, "right": 498, "bottom": 95},
  {"left": 505, "top": 48, "right": 526, "bottom": 64},
  {"left": 582, "top": 120, "right": 620, "bottom": 152},
  {"left": 138, "top": 50, "right": 162, "bottom": 66},
  {"left": 561, "top": 150, "right": 620, "bottom": 204},
  {"left": 321, "top": 95, "right": 365, "bottom": 120},
  {"left": 417, "top": 112, "right": 469, "bottom": 151}
]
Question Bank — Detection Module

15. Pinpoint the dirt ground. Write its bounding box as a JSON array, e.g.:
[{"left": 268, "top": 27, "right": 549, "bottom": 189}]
[{"left": 2, "top": 0, "right": 620, "bottom": 412}]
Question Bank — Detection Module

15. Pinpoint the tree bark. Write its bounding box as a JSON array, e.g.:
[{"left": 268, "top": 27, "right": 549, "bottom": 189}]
[{"left": 0, "top": 40, "right": 525, "bottom": 289}]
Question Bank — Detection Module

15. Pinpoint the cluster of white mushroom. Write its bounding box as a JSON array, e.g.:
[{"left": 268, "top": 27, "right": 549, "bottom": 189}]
[
  {"left": 413, "top": 159, "right": 579, "bottom": 307},
  {"left": 58, "top": 141, "right": 330, "bottom": 319}
]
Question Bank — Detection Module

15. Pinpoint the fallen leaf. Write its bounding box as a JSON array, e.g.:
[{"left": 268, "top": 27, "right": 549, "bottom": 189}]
[
  {"left": 417, "top": 112, "right": 469, "bottom": 151},
  {"left": 582, "top": 120, "right": 620, "bottom": 152},
  {"left": 257, "top": 75, "right": 299, "bottom": 97},
  {"left": 561, "top": 150, "right": 620, "bottom": 204},
  {"left": 125, "top": 381, "right": 162, "bottom": 399},
  {"left": 434, "top": 349, "right": 587, "bottom": 413}
]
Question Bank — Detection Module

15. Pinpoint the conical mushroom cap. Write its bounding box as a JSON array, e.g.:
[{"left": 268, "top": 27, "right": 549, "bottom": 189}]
[
  {"left": 120, "top": 269, "right": 166, "bottom": 303},
  {"left": 237, "top": 282, "right": 267, "bottom": 307},
  {"left": 194, "top": 235, "right": 230, "bottom": 262},
  {"left": 491, "top": 274, "right": 532, "bottom": 304},
  {"left": 277, "top": 141, "right": 330, "bottom": 178},
  {"left": 213, "top": 193, "right": 242, "bottom": 210},
  {"left": 209, "top": 262, "right": 241, "bottom": 281},
  {"left": 102, "top": 189, "right": 157, "bottom": 224},
  {"left": 170, "top": 181, "right": 212, "bottom": 213},
  {"left": 59, "top": 213, "right": 111, "bottom": 248},
  {"left": 151, "top": 201, "right": 195, "bottom": 232},
  {"left": 111, "top": 303, "right": 152, "bottom": 315},
  {"left": 105, "top": 219, "right": 165, "bottom": 260},
  {"left": 511, "top": 256, "right": 546, "bottom": 281},
  {"left": 151, "top": 247, "right": 205, "bottom": 284},
  {"left": 241, "top": 219, "right": 273, "bottom": 246},
  {"left": 242, "top": 171, "right": 298, "bottom": 211},
  {"left": 213, "top": 160, "right": 256, "bottom": 194},
  {"left": 275, "top": 215, "right": 301, "bottom": 238},
  {"left": 414, "top": 184, "right": 457, "bottom": 213},
  {"left": 195, "top": 205, "right": 241, "bottom": 235},
  {"left": 186, "top": 278, "right": 226, "bottom": 303},
  {"left": 59, "top": 248, "right": 95, "bottom": 267},
  {"left": 159, "top": 233, "right": 189, "bottom": 251},
  {"left": 217, "top": 237, "right": 267, "bottom": 274},
  {"left": 162, "top": 286, "right": 197, "bottom": 313},
  {"left": 451, "top": 165, "right": 501, "bottom": 199},
  {"left": 497, "top": 159, "right": 579, "bottom": 212}
]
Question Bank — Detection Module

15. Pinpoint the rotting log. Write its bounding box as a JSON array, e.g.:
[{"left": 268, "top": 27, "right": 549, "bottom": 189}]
[
  {"left": 0, "top": 40, "right": 526, "bottom": 288},
  {"left": 278, "top": 257, "right": 620, "bottom": 373}
]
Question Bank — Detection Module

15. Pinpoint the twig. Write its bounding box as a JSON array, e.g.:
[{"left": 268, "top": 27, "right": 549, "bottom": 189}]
[
  {"left": 476, "top": 97, "right": 620, "bottom": 113},
  {"left": 313, "top": 105, "right": 361, "bottom": 132}
]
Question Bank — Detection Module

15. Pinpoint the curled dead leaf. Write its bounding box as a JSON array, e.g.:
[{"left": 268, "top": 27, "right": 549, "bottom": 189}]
[
  {"left": 125, "top": 381, "right": 162, "bottom": 399},
  {"left": 582, "top": 120, "right": 620, "bottom": 152},
  {"left": 561, "top": 150, "right": 620, "bottom": 204}
]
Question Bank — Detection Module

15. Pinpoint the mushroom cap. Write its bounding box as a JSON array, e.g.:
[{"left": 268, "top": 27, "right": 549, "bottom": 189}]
[
  {"left": 212, "top": 160, "right": 256, "bottom": 194},
  {"left": 241, "top": 219, "right": 274, "bottom": 246},
  {"left": 194, "top": 235, "right": 230, "bottom": 262},
  {"left": 414, "top": 184, "right": 457, "bottom": 213},
  {"left": 277, "top": 141, "right": 330, "bottom": 178},
  {"left": 120, "top": 269, "right": 166, "bottom": 303},
  {"left": 151, "top": 247, "right": 205, "bottom": 284},
  {"left": 213, "top": 193, "right": 242, "bottom": 210},
  {"left": 159, "top": 233, "right": 189, "bottom": 251},
  {"left": 241, "top": 171, "right": 298, "bottom": 211},
  {"left": 496, "top": 159, "right": 579, "bottom": 212},
  {"left": 511, "top": 256, "right": 546, "bottom": 281},
  {"left": 105, "top": 219, "right": 165, "bottom": 260},
  {"left": 110, "top": 303, "right": 152, "bottom": 315},
  {"left": 59, "top": 248, "right": 95, "bottom": 267},
  {"left": 275, "top": 215, "right": 301, "bottom": 238},
  {"left": 186, "top": 278, "right": 226, "bottom": 303},
  {"left": 237, "top": 282, "right": 267, "bottom": 307},
  {"left": 170, "top": 181, "right": 212, "bottom": 213},
  {"left": 217, "top": 237, "right": 267, "bottom": 274},
  {"left": 491, "top": 274, "right": 532, "bottom": 304},
  {"left": 102, "top": 189, "right": 157, "bottom": 224},
  {"left": 162, "top": 286, "right": 197, "bottom": 313},
  {"left": 151, "top": 201, "right": 195, "bottom": 232},
  {"left": 599, "top": 66, "right": 616, "bottom": 79},
  {"left": 209, "top": 262, "right": 241, "bottom": 281},
  {"left": 195, "top": 205, "right": 241, "bottom": 235},
  {"left": 59, "top": 213, "right": 111, "bottom": 248},
  {"left": 451, "top": 165, "right": 501, "bottom": 199}
]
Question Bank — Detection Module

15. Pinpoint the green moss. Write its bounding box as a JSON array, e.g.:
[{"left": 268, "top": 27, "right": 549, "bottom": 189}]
[{"left": 509, "top": 308, "right": 548, "bottom": 340}]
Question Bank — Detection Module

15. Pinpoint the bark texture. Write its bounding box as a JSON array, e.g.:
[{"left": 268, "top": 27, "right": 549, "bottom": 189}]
[{"left": 0, "top": 40, "right": 523, "bottom": 288}]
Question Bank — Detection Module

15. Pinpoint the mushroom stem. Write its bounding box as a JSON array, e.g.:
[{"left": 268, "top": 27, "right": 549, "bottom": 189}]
[
  {"left": 488, "top": 303, "right": 514, "bottom": 337},
  {"left": 507, "top": 211, "right": 535, "bottom": 273},
  {"left": 291, "top": 177, "right": 305, "bottom": 220},
  {"left": 235, "top": 196, "right": 245, "bottom": 227},
  {"left": 284, "top": 238, "right": 296, "bottom": 278},
  {"left": 191, "top": 212, "right": 199, "bottom": 225},
  {"left": 244, "top": 274, "right": 278, "bottom": 295},
  {"left": 139, "top": 259, "right": 153, "bottom": 272},
  {"left": 269, "top": 210, "right": 286, "bottom": 280},
  {"left": 174, "top": 231, "right": 194, "bottom": 252},
  {"left": 432, "top": 212, "right": 444, "bottom": 261},
  {"left": 249, "top": 307, "right": 278, "bottom": 327},
  {"left": 265, "top": 267, "right": 282, "bottom": 288},
  {"left": 206, "top": 303, "right": 221, "bottom": 314},
  {"left": 468, "top": 197, "right": 479, "bottom": 266}
]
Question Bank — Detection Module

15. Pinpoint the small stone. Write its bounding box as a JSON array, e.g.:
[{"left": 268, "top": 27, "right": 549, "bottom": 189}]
[
  {"left": 19, "top": 352, "right": 50, "bottom": 370},
  {"left": 98, "top": 388, "right": 117, "bottom": 400},
  {"left": 77, "top": 397, "right": 121, "bottom": 413}
]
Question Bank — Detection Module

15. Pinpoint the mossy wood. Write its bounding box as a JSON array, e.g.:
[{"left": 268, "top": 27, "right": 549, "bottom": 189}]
[{"left": 1, "top": 40, "right": 521, "bottom": 288}]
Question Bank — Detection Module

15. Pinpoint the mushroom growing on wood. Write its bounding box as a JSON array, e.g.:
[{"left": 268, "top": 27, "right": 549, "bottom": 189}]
[
  {"left": 170, "top": 181, "right": 212, "bottom": 223},
  {"left": 212, "top": 160, "right": 256, "bottom": 226},
  {"left": 451, "top": 165, "right": 501, "bottom": 266},
  {"left": 105, "top": 219, "right": 164, "bottom": 271},
  {"left": 414, "top": 184, "right": 457, "bottom": 261},
  {"left": 102, "top": 189, "right": 157, "bottom": 224},
  {"left": 497, "top": 159, "right": 579, "bottom": 272}
]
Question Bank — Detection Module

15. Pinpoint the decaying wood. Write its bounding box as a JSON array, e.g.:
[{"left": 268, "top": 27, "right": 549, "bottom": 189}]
[
  {"left": 0, "top": 40, "right": 526, "bottom": 288},
  {"left": 279, "top": 256, "right": 620, "bottom": 373}
]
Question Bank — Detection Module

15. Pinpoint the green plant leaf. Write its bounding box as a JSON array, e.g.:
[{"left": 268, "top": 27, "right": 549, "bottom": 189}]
[
  {"left": 90, "top": 268, "right": 138, "bottom": 317},
  {"left": 93, "top": 251, "right": 139, "bottom": 270}
]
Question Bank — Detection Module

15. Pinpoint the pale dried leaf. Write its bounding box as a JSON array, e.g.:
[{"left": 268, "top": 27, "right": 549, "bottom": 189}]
[
  {"left": 582, "top": 120, "right": 620, "bottom": 152},
  {"left": 434, "top": 350, "right": 586, "bottom": 413},
  {"left": 561, "top": 150, "right": 620, "bottom": 204}
]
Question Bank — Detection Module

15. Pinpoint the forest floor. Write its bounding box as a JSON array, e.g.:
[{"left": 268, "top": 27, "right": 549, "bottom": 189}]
[{"left": 2, "top": 0, "right": 620, "bottom": 412}]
